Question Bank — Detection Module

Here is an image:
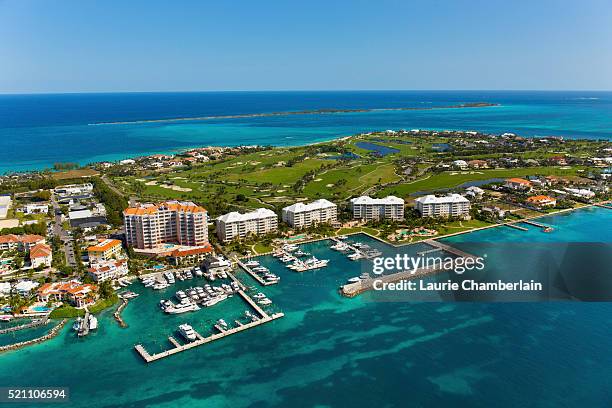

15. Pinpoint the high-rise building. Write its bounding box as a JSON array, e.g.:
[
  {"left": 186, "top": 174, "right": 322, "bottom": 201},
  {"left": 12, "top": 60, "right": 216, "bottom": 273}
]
[
  {"left": 282, "top": 199, "right": 337, "bottom": 228},
  {"left": 216, "top": 208, "right": 278, "bottom": 242},
  {"left": 414, "top": 194, "right": 471, "bottom": 218},
  {"left": 350, "top": 196, "right": 404, "bottom": 221},
  {"left": 123, "top": 201, "right": 208, "bottom": 249}
]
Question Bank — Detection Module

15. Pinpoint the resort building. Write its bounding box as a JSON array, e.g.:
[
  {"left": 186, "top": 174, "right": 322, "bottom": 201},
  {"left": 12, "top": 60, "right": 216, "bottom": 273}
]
[
  {"left": 29, "top": 243, "right": 52, "bottom": 268},
  {"left": 123, "top": 201, "right": 209, "bottom": 249},
  {"left": 414, "top": 194, "right": 471, "bottom": 218},
  {"left": 0, "top": 234, "right": 45, "bottom": 252},
  {"left": 564, "top": 188, "right": 595, "bottom": 199},
  {"left": 504, "top": 178, "right": 532, "bottom": 191},
  {"left": 87, "top": 259, "right": 129, "bottom": 282},
  {"left": 282, "top": 199, "right": 337, "bottom": 228},
  {"left": 37, "top": 280, "right": 98, "bottom": 308},
  {"left": 526, "top": 195, "right": 557, "bottom": 207},
  {"left": 216, "top": 208, "right": 278, "bottom": 242},
  {"left": 87, "top": 239, "right": 123, "bottom": 263},
  {"left": 350, "top": 196, "right": 405, "bottom": 221},
  {"left": 165, "top": 245, "right": 213, "bottom": 266}
]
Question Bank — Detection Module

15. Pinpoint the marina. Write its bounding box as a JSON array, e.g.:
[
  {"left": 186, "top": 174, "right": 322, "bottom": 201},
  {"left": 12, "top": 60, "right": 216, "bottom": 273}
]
[{"left": 134, "top": 290, "right": 284, "bottom": 363}]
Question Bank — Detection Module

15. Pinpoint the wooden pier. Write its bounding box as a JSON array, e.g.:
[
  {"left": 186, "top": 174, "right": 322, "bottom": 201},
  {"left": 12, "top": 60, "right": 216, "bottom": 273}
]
[
  {"left": 134, "top": 290, "right": 282, "bottom": 363},
  {"left": 504, "top": 223, "right": 528, "bottom": 231},
  {"left": 341, "top": 240, "right": 478, "bottom": 297},
  {"left": 523, "top": 220, "right": 550, "bottom": 229},
  {"left": 236, "top": 259, "right": 278, "bottom": 286}
]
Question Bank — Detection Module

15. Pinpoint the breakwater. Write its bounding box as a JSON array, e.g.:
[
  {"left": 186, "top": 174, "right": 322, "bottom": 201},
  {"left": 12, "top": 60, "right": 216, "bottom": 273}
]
[
  {"left": 0, "top": 319, "right": 67, "bottom": 353},
  {"left": 0, "top": 317, "right": 49, "bottom": 334}
]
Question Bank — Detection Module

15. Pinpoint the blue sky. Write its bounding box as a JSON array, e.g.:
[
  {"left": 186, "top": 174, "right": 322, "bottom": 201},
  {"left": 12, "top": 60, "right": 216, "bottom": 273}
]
[{"left": 1, "top": 0, "right": 611, "bottom": 93}]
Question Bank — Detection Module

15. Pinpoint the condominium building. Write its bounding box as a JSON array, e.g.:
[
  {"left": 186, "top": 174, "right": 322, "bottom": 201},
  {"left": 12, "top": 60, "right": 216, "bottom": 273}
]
[
  {"left": 87, "top": 259, "right": 129, "bottom": 282},
  {"left": 87, "top": 239, "right": 123, "bottom": 262},
  {"left": 282, "top": 199, "right": 337, "bottom": 228},
  {"left": 216, "top": 208, "right": 278, "bottom": 242},
  {"left": 414, "top": 194, "right": 471, "bottom": 218},
  {"left": 350, "top": 196, "right": 405, "bottom": 221},
  {"left": 0, "top": 234, "right": 45, "bottom": 252},
  {"left": 123, "top": 201, "right": 208, "bottom": 249},
  {"left": 29, "top": 243, "right": 52, "bottom": 268}
]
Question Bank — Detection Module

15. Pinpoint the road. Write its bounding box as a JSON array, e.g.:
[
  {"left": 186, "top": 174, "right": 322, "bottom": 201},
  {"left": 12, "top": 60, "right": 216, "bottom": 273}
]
[{"left": 50, "top": 195, "right": 77, "bottom": 267}]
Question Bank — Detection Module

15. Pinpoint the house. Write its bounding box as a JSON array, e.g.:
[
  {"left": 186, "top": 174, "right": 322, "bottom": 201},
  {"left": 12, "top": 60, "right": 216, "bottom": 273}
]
[
  {"left": 504, "top": 178, "right": 532, "bottom": 191},
  {"left": 527, "top": 195, "right": 557, "bottom": 207},
  {"left": 467, "top": 160, "right": 488, "bottom": 169},
  {"left": 452, "top": 160, "right": 469, "bottom": 170},
  {"left": 29, "top": 243, "right": 52, "bottom": 268},
  {"left": 87, "top": 259, "right": 128, "bottom": 282},
  {"left": 549, "top": 156, "right": 568, "bottom": 165},
  {"left": 37, "top": 280, "right": 98, "bottom": 308},
  {"left": 0, "top": 234, "right": 45, "bottom": 252},
  {"left": 465, "top": 186, "right": 484, "bottom": 198},
  {"left": 14, "top": 280, "right": 39, "bottom": 295},
  {"left": 87, "top": 239, "right": 123, "bottom": 263}
]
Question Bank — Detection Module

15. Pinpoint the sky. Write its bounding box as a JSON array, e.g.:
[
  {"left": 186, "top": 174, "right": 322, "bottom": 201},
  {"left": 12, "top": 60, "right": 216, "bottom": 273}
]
[{"left": 1, "top": 0, "right": 611, "bottom": 93}]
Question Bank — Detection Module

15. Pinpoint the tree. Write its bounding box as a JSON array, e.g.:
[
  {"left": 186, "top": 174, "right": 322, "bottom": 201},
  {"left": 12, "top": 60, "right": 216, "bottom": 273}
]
[{"left": 98, "top": 280, "right": 114, "bottom": 299}]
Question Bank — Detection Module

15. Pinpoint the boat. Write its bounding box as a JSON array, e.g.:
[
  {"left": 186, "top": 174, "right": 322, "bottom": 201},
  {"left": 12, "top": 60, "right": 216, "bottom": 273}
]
[
  {"left": 164, "top": 272, "right": 175, "bottom": 284},
  {"left": 217, "top": 319, "right": 229, "bottom": 330},
  {"left": 72, "top": 317, "right": 82, "bottom": 331},
  {"left": 280, "top": 256, "right": 293, "bottom": 263},
  {"left": 142, "top": 280, "right": 155, "bottom": 288},
  {"left": 0, "top": 315, "right": 12, "bottom": 322},
  {"left": 175, "top": 290, "right": 187, "bottom": 300},
  {"left": 88, "top": 315, "right": 98, "bottom": 330},
  {"left": 253, "top": 292, "right": 266, "bottom": 299},
  {"left": 543, "top": 227, "right": 554, "bottom": 233},
  {"left": 252, "top": 266, "right": 269, "bottom": 272},
  {"left": 203, "top": 294, "right": 227, "bottom": 307},
  {"left": 184, "top": 271, "right": 193, "bottom": 279},
  {"left": 337, "top": 235, "right": 348, "bottom": 240},
  {"left": 245, "top": 260, "right": 260, "bottom": 267},
  {"left": 294, "top": 249, "right": 310, "bottom": 257},
  {"left": 194, "top": 268, "right": 203, "bottom": 277},
  {"left": 330, "top": 242, "right": 349, "bottom": 251},
  {"left": 257, "top": 298, "right": 272, "bottom": 305},
  {"left": 164, "top": 302, "right": 200, "bottom": 314},
  {"left": 178, "top": 324, "right": 197, "bottom": 341},
  {"left": 348, "top": 252, "right": 364, "bottom": 261},
  {"left": 347, "top": 277, "right": 361, "bottom": 283},
  {"left": 152, "top": 282, "right": 170, "bottom": 290},
  {"left": 282, "top": 244, "right": 299, "bottom": 252},
  {"left": 304, "top": 257, "right": 329, "bottom": 269},
  {"left": 120, "top": 291, "right": 140, "bottom": 299}
]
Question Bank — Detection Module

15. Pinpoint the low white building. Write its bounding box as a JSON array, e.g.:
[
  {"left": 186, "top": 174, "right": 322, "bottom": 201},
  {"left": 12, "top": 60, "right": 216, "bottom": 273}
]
[
  {"left": 87, "top": 259, "right": 129, "bottom": 282},
  {"left": 216, "top": 208, "right": 278, "bottom": 242},
  {"left": 282, "top": 199, "right": 337, "bottom": 228},
  {"left": 414, "top": 194, "right": 471, "bottom": 218},
  {"left": 23, "top": 203, "right": 49, "bottom": 215},
  {"left": 54, "top": 183, "right": 93, "bottom": 196},
  {"left": 564, "top": 188, "right": 595, "bottom": 199},
  {"left": 465, "top": 186, "right": 484, "bottom": 198},
  {"left": 350, "top": 196, "right": 404, "bottom": 221},
  {"left": 452, "top": 160, "right": 469, "bottom": 170}
]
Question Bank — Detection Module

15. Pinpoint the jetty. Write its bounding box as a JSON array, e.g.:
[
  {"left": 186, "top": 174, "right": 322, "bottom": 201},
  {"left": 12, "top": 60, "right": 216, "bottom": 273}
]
[
  {"left": 78, "top": 309, "right": 90, "bottom": 337},
  {"left": 341, "top": 240, "right": 478, "bottom": 297},
  {"left": 134, "top": 290, "right": 283, "bottom": 363},
  {"left": 236, "top": 259, "right": 277, "bottom": 286},
  {"left": 0, "top": 319, "right": 67, "bottom": 354},
  {"left": 504, "top": 223, "right": 528, "bottom": 231},
  {"left": 0, "top": 316, "right": 49, "bottom": 335},
  {"left": 523, "top": 220, "right": 551, "bottom": 229}
]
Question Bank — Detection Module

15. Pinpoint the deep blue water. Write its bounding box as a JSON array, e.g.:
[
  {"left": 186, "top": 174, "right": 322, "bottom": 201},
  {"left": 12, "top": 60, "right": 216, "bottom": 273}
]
[
  {"left": 355, "top": 141, "right": 401, "bottom": 156},
  {"left": 1, "top": 91, "right": 611, "bottom": 173},
  {"left": 0, "top": 207, "right": 610, "bottom": 407}
]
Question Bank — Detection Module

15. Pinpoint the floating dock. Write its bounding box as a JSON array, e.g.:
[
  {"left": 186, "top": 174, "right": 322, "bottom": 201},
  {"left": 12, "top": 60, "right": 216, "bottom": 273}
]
[
  {"left": 236, "top": 260, "right": 278, "bottom": 286},
  {"left": 341, "top": 240, "right": 478, "bottom": 297},
  {"left": 134, "top": 290, "right": 283, "bottom": 363}
]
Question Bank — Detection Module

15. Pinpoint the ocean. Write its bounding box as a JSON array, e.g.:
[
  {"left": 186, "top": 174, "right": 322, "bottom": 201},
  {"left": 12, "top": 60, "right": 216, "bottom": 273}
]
[
  {"left": 0, "top": 206, "right": 610, "bottom": 407},
  {"left": 1, "top": 91, "right": 611, "bottom": 173}
]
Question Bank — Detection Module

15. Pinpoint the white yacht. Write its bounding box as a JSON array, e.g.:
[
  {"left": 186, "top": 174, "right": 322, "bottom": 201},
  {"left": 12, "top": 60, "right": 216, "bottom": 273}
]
[
  {"left": 217, "top": 319, "right": 229, "bottom": 330},
  {"left": 245, "top": 260, "right": 260, "bottom": 267},
  {"left": 203, "top": 294, "right": 227, "bottom": 307},
  {"left": 152, "top": 282, "right": 170, "bottom": 290},
  {"left": 347, "top": 277, "right": 361, "bottom": 283},
  {"left": 164, "top": 272, "right": 175, "bottom": 284},
  {"left": 348, "top": 252, "right": 364, "bottom": 261},
  {"left": 88, "top": 314, "right": 98, "bottom": 330},
  {"left": 282, "top": 244, "right": 299, "bottom": 252},
  {"left": 257, "top": 298, "right": 272, "bottom": 305},
  {"left": 165, "top": 302, "right": 200, "bottom": 314},
  {"left": 178, "top": 324, "right": 197, "bottom": 341}
]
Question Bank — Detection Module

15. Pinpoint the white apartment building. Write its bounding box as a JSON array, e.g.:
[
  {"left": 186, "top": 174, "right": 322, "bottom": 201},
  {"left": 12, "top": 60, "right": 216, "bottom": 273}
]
[
  {"left": 123, "top": 201, "right": 208, "bottom": 249},
  {"left": 87, "top": 259, "right": 129, "bottom": 282},
  {"left": 414, "top": 194, "right": 471, "bottom": 218},
  {"left": 216, "top": 208, "right": 278, "bottom": 242},
  {"left": 282, "top": 199, "right": 337, "bottom": 228},
  {"left": 350, "top": 196, "right": 404, "bottom": 221}
]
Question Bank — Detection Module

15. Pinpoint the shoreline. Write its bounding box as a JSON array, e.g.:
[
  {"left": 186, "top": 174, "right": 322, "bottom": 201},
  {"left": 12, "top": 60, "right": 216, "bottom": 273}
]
[{"left": 89, "top": 103, "right": 499, "bottom": 126}]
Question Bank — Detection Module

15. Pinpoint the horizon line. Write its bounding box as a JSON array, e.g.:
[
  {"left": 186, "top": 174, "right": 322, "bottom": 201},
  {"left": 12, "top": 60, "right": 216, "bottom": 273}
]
[{"left": 1, "top": 89, "right": 612, "bottom": 96}]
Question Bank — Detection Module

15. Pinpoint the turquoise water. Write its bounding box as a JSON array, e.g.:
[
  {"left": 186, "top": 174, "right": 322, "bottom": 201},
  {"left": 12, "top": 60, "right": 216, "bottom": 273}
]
[
  {"left": 0, "top": 207, "right": 610, "bottom": 407},
  {"left": 1, "top": 91, "right": 612, "bottom": 173}
]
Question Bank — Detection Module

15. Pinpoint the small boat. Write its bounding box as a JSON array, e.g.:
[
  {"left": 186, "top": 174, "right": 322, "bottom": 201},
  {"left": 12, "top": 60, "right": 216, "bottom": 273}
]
[
  {"left": 0, "top": 315, "right": 13, "bottom": 322},
  {"left": 178, "top": 324, "right": 197, "bottom": 341},
  {"left": 253, "top": 293, "right": 267, "bottom": 299},
  {"left": 257, "top": 298, "right": 272, "bottom": 305},
  {"left": 73, "top": 317, "right": 82, "bottom": 331},
  {"left": 152, "top": 282, "right": 170, "bottom": 290},
  {"left": 543, "top": 227, "right": 554, "bottom": 233},
  {"left": 347, "top": 277, "right": 361, "bottom": 283},
  {"left": 217, "top": 319, "right": 229, "bottom": 330},
  {"left": 245, "top": 260, "right": 260, "bottom": 267}
]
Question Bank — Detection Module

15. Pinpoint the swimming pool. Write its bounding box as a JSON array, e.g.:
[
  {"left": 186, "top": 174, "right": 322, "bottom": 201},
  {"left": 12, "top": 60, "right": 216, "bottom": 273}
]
[{"left": 31, "top": 306, "right": 52, "bottom": 313}]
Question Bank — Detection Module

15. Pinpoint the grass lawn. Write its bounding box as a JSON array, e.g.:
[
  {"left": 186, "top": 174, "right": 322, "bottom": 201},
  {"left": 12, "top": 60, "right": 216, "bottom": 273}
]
[
  {"left": 253, "top": 242, "right": 272, "bottom": 254},
  {"left": 379, "top": 166, "right": 585, "bottom": 198},
  {"left": 52, "top": 168, "right": 100, "bottom": 180}
]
